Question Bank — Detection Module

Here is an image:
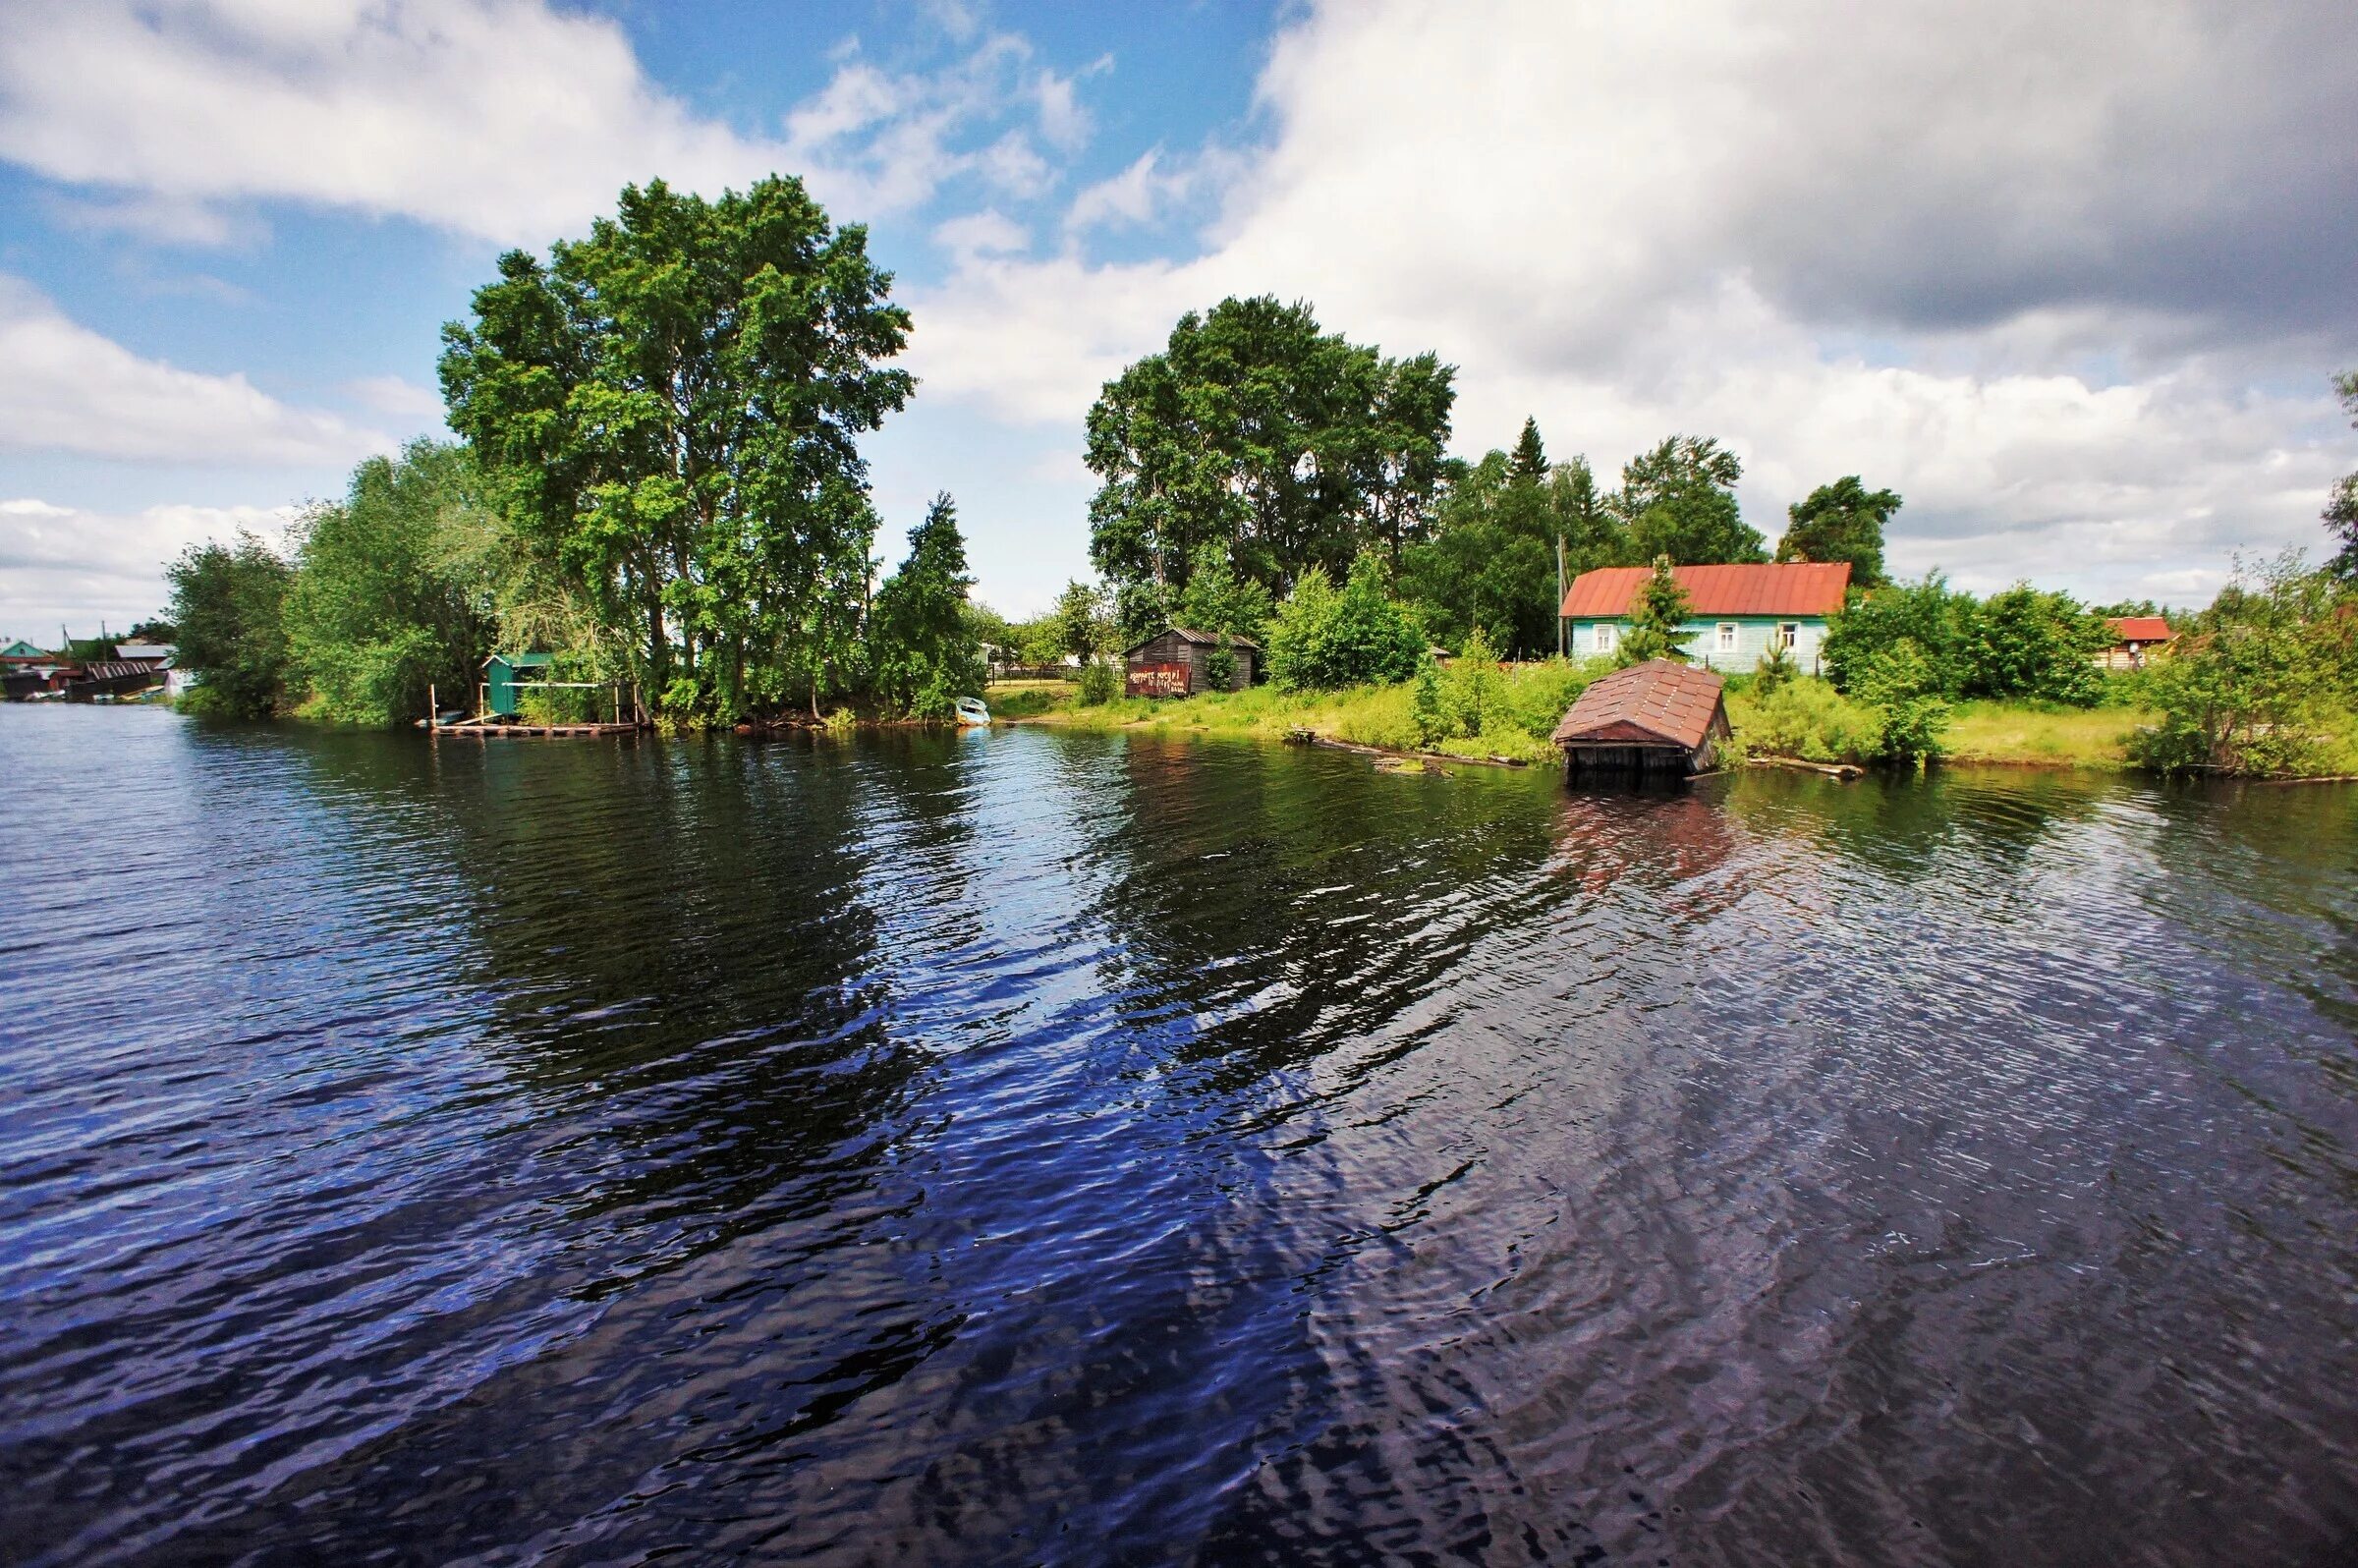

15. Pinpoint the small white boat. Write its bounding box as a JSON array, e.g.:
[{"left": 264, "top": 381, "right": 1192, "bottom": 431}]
[{"left": 953, "top": 697, "right": 990, "bottom": 727}]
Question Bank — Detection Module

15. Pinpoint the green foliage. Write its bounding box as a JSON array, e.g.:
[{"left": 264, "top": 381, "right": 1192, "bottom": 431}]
[
  {"left": 1754, "top": 638, "right": 1796, "bottom": 696},
  {"left": 1439, "top": 625, "right": 1504, "bottom": 736},
  {"left": 1264, "top": 553, "right": 1426, "bottom": 691},
  {"left": 1205, "top": 635, "right": 1239, "bottom": 692},
  {"left": 1776, "top": 476, "right": 1901, "bottom": 587},
  {"left": 1850, "top": 639, "right": 1952, "bottom": 765},
  {"left": 1110, "top": 580, "right": 1170, "bottom": 650},
  {"left": 1964, "top": 584, "right": 2112, "bottom": 705},
  {"left": 1617, "top": 557, "right": 1696, "bottom": 665},
  {"left": 1735, "top": 678, "right": 1884, "bottom": 763},
  {"left": 1508, "top": 417, "right": 1547, "bottom": 484},
  {"left": 2327, "top": 370, "right": 2358, "bottom": 582},
  {"left": 1410, "top": 659, "right": 1446, "bottom": 748},
  {"left": 1399, "top": 427, "right": 1624, "bottom": 657},
  {"left": 1052, "top": 580, "right": 1114, "bottom": 662},
  {"left": 2129, "top": 555, "right": 2358, "bottom": 775},
  {"left": 1075, "top": 659, "right": 1122, "bottom": 705},
  {"left": 870, "top": 493, "right": 985, "bottom": 719},
  {"left": 283, "top": 440, "right": 498, "bottom": 727},
  {"left": 1823, "top": 573, "right": 1976, "bottom": 696},
  {"left": 438, "top": 176, "right": 912, "bottom": 724},
  {"left": 166, "top": 532, "right": 293, "bottom": 719},
  {"left": 1085, "top": 295, "right": 1456, "bottom": 607},
  {"left": 1613, "top": 435, "right": 1765, "bottom": 565},
  {"left": 1173, "top": 543, "right": 1273, "bottom": 644}
]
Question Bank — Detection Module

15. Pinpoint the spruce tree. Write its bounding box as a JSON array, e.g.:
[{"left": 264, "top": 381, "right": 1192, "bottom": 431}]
[
  {"left": 1616, "top": 556, "right": 1696, "bottom": 665},
  {"left": 1509, "top": 418, "right": 1548, "bottom": 485},
  {"left": 870, "top": 492, "right": 984, "bottom": 717}
]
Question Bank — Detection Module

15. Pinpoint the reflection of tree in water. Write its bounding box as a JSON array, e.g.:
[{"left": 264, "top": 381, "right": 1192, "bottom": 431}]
[
  {"left": 2139, "top": 777, "right": 2358, "bottom": 1035},
  {"left": 1716, "top": 764, "right": 2113, "bottom": 890},
  {"left": 1082, "top": 736, "right": 1571, "bottom": 1092},
  {"left": 301, "top": 728, "right": 933, "bottom": 1232},
  {"left": 187, "top": 728, "right": 982, "bottom": 1561}
]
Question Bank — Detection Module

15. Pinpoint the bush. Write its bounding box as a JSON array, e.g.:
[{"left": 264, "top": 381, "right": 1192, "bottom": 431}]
[
  {"left": 1410, "top": 660, "right": 1447, "bottom": 748},
  {"left": 166, "top": 532, "right": 294, "bottom": 719},
  {"left": 2128, "top": 557, "right": 2358, "bottom": 775},
  {"left": 1824, "top": 572, "right": 1974, "bottom": 697},
  {"left": 1964, "top": 584, "right": 2111, "bottom": 705},
  {"left": 1075, "top": 660, "right": 1122, "bottom": 705},
  {"left": 1826, "top": 572, "right": 2112, "bottom": 708},
  {"left": 1205, "top": 637, "right": 1238, "bottom": 691},
  {"left": 1440, "top": 626, "right": 1505, "bottom": 735},
  {"left": 1851, "top": 638, "right": 1951, "bottom": 765},
  {"left": 1735, "top": 678, "right": 1883, "bottom": 762},
  {"left": 1265, "top": 552, "right": 1424, "bottom": 691}
]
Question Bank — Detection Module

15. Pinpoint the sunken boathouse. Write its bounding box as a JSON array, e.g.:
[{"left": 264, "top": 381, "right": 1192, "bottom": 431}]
[{"left": 1551, "top": 659, "right": 1730, "bottom": 775}]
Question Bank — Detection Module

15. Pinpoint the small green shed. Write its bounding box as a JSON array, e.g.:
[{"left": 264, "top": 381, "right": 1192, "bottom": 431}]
[{"left": 482, "top": 651, "right": 554, "bottom": 718}]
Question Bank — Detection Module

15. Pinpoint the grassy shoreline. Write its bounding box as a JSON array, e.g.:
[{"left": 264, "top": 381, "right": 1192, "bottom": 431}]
[{"left": 991, "top": 675, "right": 2164, "bottom": 771}]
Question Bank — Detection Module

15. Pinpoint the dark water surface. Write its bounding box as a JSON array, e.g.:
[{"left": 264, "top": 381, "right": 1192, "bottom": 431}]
[{"left": 4, "top": 705, "right": 2357, "bottom": 1566}]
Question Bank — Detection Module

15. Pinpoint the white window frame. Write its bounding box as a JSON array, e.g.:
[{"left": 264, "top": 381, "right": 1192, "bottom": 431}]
[
  {"left": 1594, "top": 623, "right": 1617, "bottom": 653},
  {"left": 1715, "top": 622, "right": 1739, "bottom": 654}
]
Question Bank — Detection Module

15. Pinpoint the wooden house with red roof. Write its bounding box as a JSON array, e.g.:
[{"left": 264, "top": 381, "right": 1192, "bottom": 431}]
[
  {"left": 1551, "top": 660, "right": 1731, "bottom": 774},
  {"left": 1559, "top": 562, "right": 1851, "bottom": 674}
]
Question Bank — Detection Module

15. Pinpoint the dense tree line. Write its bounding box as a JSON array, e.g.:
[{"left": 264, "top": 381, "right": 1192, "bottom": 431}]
[
  {"left": 438, "top": 176, "right": 914, "bottom": 722},
  {"left": 167, "top": 180, "right": 983, "bottom": 729},
  {"left": 1085, "top": 296, "right": 1454, "bottom": 646},
  {"left": 169, "top": 439, "right": 982, "bottom": 726}
]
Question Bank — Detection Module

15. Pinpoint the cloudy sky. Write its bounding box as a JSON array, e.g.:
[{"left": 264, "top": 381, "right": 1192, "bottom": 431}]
[{"left": 2, "top": 0, "right": 2353, "bottom": 637}]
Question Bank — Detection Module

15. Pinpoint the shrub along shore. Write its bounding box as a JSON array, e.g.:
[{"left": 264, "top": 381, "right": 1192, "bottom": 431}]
[{"left": 990, "top": 666, "right": 2174, "bottom": 773}]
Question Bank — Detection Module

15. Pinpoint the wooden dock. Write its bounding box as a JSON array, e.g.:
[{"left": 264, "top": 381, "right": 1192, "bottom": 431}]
[{"left": 432, "top": 721, "right": 648, "bottom": 739}]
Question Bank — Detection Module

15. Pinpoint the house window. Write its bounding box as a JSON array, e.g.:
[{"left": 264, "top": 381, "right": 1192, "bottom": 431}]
[
  {"left": 1594, "top": 624, "right": 1617, "bottom": 653},
  {"left": 1715, "top": 623, "right": 1738, "bottom": 653},
  {"left": 1778, "top": 622, "right": 1799, "bottom": 649}
]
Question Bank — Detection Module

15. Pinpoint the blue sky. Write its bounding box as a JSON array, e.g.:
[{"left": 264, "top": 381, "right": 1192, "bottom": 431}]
[{"left": 2, "top": 0, "right": 2353, "bottom": 639}]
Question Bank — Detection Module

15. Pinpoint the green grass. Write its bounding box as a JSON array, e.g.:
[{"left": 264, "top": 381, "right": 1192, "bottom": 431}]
[
  {"left": 1940, "top": 700, "right": 2159, "bottom": 768},
  {"left": 1003, "top": 662, "right": 1592, "bottom": 762},
  {"left": 1006, "top": 668, "right": 2170, "bottom": 772}
]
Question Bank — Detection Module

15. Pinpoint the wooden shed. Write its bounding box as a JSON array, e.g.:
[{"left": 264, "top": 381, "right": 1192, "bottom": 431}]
[
  {"left": 482, "top": 651, "right": 555, "bottom": 717},
  {"left": 2098, "top": 615, "right": 2172, "bottom": 670},
  {"left": 1124, "top": 627, "right": 1260, "bottom": 698},
  {"left": 1551, "top": 659, "right": 1730, "bottom": 775}
]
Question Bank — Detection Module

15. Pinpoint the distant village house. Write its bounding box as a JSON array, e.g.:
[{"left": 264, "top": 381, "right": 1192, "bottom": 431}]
[{"left": 1559, "top": 562, "right": 1851, "bottom": 674}]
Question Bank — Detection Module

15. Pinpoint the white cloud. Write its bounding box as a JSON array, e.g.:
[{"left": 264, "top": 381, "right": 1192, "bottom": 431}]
[
  {"left": 0, "top": 1, "right": 1095, "bottom": 247},
  {"left": 0, "top": 277, "right": 391, "bottom": 466},
  {"left": 42, "top": 190, "right": 250, "bottom": 248},
  {"left": 0, "top": 496, "right": 297, "bottom": 637},
  {"left": 902, "top": 0, "right": 2358, "bottom": 606},
  {"left": 344, "top": 374, "right": 447, "bottom": 422},
  {"left": 1065, "top": 149, "right": 1182, "bottom": 236},
  {"left": 932, "top": 210, "right": 1030, "bottom": 262}
]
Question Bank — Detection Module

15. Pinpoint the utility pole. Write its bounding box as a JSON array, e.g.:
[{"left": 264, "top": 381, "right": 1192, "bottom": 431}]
[{"left": 1556, "top": 536, "right": 1567, "bottom": 658}]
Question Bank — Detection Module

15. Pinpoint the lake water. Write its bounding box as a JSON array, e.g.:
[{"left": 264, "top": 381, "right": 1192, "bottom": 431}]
[{"left": 3, "top": 704, "right": 2356, "bottom": 1565}]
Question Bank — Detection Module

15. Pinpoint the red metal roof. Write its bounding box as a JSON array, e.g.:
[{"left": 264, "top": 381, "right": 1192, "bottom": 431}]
[
  {"left": 1559, "top": 562, "right": 1851, "bottom": 618},
  {"left": 2105, "top": 616, "right": 2171, "bottom": 643},
  {"left": 1551, "top": 660, "right": 1727, "bottom": 751}
]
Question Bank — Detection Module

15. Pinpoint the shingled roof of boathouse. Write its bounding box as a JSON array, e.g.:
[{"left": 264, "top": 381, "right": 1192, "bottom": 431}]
[{"left": 1550, "top": 659, "right": 1727, "bottom": 751}]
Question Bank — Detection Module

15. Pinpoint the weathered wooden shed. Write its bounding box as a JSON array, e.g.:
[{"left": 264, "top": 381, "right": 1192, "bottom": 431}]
[
  {"left": 1124, "top": 627, "right": 1260, "bottom": 697},
  {"left": 1551, "top": 659, "right": 1730, "bottom": 775}
]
